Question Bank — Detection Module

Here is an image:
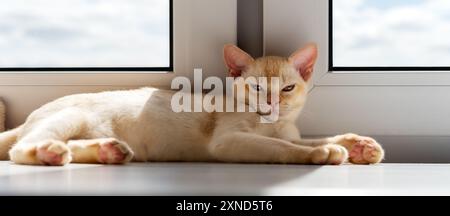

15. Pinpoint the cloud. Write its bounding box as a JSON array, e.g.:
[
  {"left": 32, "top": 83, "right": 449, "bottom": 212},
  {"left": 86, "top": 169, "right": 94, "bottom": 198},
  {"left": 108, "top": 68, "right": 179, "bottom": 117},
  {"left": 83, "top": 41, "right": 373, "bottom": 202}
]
[
  {"left": 0, "top": 0, "right": 170, "bottom": 67},
  {"left": 333, "top": 0, "right": 450, "bottom": 67}
]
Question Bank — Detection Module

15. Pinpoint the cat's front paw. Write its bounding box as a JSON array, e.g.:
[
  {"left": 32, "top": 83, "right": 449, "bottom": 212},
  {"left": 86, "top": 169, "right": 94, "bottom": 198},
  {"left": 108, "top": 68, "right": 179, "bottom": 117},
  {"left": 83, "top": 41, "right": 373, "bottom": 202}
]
[
  {"left": 310, "top": 144, "right": 348, "bottom": 165},
  {"left": 98, "top": 139, "right": 134, "bottom": 164},
  {"left": 334, "top": 134, "right": 384, "bottom": 165}
]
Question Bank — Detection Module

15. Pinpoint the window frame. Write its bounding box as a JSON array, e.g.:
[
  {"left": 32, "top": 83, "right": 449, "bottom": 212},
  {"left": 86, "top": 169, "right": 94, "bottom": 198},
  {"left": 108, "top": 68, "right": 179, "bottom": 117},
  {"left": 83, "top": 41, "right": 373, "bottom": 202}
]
[
  {"left": 0, "top": 0, "right": 174, "bottom": 73},
  {"left": 310, "top": 0, "right": 450, "bottom": 87},
  {"left": 0, "top": 0, "right": 237, "bottom": 86}
]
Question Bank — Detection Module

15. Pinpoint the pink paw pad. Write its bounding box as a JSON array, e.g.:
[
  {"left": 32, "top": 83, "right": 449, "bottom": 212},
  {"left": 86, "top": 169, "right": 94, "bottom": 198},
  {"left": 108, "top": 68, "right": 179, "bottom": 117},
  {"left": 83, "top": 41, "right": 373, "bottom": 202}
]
[
  {"left": 349, "top": 142, "right": 366, "bottom": 163},
  {"left": 349, "top": 140, "right": 382, "bottom": 164},
  {"left": 98, "top": 141, "right": 131, "bottom": 164},
  {"left": 36, "top": 149, "right": 64, "bottom": 165}
]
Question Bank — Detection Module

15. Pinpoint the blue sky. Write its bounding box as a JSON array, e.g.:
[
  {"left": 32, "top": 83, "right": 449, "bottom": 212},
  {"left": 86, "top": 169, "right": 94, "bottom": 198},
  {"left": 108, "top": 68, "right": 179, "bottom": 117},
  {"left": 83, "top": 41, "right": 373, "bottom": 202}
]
[
  {"left": 334, "top": 0, "right": 450, "bottom": 67},
  {"left": 365, "top": 0, "right": 424, "bottom": 9},
  {"left": 0, "top": 0, "right": 170, "bottom": 67}
]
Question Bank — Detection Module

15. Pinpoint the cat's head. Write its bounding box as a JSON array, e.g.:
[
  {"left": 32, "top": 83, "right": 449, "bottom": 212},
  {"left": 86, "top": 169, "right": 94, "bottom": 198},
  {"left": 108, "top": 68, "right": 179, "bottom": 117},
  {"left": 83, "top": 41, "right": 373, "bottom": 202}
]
[{"left": 223, "top": 44, "right": 318, "bottom": 119}]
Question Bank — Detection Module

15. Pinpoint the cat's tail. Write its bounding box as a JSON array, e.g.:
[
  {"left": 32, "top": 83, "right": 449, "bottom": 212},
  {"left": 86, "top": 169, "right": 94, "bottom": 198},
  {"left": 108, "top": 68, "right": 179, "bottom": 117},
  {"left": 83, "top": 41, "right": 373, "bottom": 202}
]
[{"left": 0, "top": 126, "right": 22, "bottom": 160}]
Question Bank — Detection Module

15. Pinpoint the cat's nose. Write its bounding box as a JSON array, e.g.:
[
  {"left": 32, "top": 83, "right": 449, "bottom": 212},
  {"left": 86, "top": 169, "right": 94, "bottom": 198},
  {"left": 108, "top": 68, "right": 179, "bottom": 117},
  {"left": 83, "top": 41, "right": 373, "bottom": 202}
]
[{"left": 267, "top": 101, "right": 271, "bottom": 105}]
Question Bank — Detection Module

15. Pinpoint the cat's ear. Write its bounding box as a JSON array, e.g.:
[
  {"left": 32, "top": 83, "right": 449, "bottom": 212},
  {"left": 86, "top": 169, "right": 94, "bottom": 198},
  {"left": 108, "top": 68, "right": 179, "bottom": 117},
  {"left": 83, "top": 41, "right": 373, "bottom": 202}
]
[
  {"left": 288, "top": 43, "right": 318, "bottom": 82},
  {"left": 223, "top": 44, "right": 254, "bottom": 77}
]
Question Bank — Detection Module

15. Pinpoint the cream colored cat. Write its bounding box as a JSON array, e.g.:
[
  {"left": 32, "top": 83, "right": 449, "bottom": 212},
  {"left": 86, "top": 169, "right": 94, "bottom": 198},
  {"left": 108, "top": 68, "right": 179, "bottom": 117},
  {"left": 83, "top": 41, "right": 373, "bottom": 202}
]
[{"left": 0, "top": 44, "right": 384, "bottom": 166}]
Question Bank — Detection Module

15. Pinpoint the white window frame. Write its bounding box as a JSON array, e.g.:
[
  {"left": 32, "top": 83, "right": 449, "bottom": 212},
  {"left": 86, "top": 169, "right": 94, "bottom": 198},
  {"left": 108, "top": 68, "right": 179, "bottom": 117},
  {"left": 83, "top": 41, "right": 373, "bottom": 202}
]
[
  {"left": 0, "top": 0, "right": 237, "bottom": 87},
  {"left": 0, "top": 0, "right": 178, "bottom": 87},
  {"left": 319, "top": 0, "right": 450, "bottom": 87},
  {"left": 263, "top": 0, "right": 450, "bottom": 88}
]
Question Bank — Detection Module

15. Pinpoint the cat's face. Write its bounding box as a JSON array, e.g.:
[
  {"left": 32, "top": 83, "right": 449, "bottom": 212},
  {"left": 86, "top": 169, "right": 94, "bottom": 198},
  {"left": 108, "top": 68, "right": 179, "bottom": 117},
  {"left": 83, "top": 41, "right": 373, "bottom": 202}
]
[{"left": 224, "top": 44, "right": 318, "bottom": 119}]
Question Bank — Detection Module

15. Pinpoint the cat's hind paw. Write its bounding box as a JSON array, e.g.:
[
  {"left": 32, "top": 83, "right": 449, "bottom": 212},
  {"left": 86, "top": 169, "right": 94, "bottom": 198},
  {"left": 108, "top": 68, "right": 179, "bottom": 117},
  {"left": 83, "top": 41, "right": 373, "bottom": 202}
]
[
  {"left": 310, "top": 144, "right": 348, "bottom": 165},
  {"left": 98, "top": 139, "right": 134, "bottom": 164}
]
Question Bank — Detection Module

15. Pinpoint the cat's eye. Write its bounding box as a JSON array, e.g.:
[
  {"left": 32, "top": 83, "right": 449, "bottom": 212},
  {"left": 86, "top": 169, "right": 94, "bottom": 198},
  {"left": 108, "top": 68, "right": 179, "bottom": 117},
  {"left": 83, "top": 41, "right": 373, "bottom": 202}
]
[
  {"left": 251, "top": 84, "right": 263, "bottom": 92},
  {"left": 282, "top": 85, "right": 296, "bottom": 92}
]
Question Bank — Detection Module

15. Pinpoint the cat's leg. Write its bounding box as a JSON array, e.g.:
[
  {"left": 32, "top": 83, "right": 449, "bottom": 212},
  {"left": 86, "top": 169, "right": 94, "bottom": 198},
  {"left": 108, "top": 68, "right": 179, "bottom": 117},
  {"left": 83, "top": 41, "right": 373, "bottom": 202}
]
[
  {"left": 292, "top": 138, "right": 331, "bottom": 147},
  {"left": 275, "top": 124, "right": 333, "bottom": 147},
  {"left": 68, "top": 138, "right": 134, "bottom": 164},
  {"left": 9, "top": 108, "right": 88, "bottom": 166},
  {"left": 276, "top": 124, "right": 383, "bottom": 164},
  {"left": 209, "top": 132, "right": 348, "bottom": 165}
]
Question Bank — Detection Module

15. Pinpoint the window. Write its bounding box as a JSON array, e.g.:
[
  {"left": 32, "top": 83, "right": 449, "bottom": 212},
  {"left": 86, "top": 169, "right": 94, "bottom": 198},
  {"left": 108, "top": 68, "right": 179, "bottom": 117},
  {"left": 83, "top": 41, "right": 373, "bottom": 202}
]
[
  {"left": 0, "top": 0, "right": 173, "bottom": 71},
  {"left": 331, "top": 0, "right": 450, "bottom": 71}
]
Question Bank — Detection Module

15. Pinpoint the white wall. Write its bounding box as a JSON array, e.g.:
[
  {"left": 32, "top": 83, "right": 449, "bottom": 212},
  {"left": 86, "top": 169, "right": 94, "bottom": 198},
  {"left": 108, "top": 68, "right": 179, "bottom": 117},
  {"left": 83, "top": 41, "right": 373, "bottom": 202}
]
[{"left": 0, "top": 0, "right": 237, "bottom": 129}]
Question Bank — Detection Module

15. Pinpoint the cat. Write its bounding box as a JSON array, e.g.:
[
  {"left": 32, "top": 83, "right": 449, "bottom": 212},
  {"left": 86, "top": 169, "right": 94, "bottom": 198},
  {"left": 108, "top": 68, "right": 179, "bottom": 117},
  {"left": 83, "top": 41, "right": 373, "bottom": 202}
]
[{"left": 0, "top": 43, "right": 384, "bottom": 166}]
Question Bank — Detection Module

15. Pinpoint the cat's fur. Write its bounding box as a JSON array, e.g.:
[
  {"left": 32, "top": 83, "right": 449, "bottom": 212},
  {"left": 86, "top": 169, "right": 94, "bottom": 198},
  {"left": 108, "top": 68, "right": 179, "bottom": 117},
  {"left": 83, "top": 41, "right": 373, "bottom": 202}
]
[{"left": 0, "top": 44, "right": 384, "bottom": 166}]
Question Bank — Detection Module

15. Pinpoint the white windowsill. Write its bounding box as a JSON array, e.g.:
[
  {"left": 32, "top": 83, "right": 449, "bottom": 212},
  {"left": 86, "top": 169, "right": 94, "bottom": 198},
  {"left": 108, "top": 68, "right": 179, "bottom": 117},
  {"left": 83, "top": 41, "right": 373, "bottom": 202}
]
[{"left": 0, "top": 162, "right": 448, "bottom": 196}]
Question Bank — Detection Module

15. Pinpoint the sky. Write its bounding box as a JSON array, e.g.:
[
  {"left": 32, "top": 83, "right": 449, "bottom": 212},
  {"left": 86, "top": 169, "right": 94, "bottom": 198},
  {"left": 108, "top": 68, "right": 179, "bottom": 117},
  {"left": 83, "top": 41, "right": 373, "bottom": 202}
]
[
  {"left": 0, "top": 0, "right": 170, "bottom": 68},
  {"left": 333, "top": 0, "right": 450, "bottom": 67}
]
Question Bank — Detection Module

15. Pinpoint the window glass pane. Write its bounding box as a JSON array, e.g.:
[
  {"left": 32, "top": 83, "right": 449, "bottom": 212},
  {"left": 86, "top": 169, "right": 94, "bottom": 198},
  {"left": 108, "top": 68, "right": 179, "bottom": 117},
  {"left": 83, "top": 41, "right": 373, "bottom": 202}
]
[
  {"left": 0, "top": 0, "right": 171, "bottom": 68},
  {"left": 333, "top": 0, "right": 450, "bottom": 67}
]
